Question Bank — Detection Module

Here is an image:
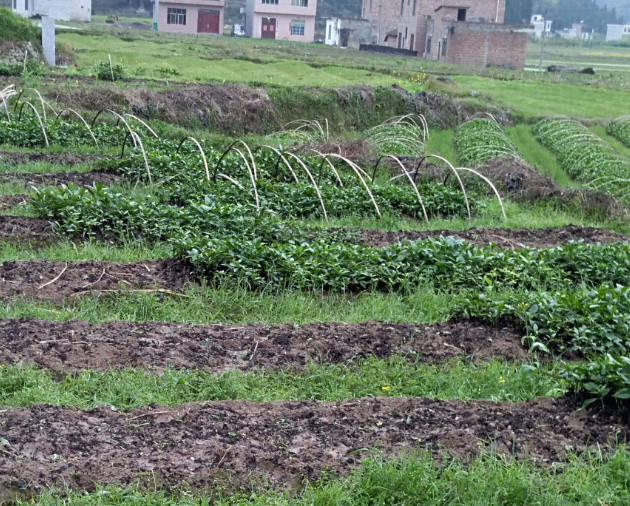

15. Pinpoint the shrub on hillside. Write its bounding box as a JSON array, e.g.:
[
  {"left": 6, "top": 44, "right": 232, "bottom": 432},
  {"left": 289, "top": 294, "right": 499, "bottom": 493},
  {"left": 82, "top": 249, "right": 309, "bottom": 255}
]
[{"left": 0, "top": 7, "right": 40, "bottom": 43}]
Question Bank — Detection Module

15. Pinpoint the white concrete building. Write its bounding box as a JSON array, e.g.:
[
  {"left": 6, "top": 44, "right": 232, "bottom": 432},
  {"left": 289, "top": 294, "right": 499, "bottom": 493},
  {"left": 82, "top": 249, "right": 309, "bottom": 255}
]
[
  {"left": 325, "top": 17, "right": 372, "bottom": 48},
  {"left": 11, "top": 0, "right": 92, "bottom": 22},
  {"left": 530, "top": 14, "right": 552, "bottom": 38},
  {"left": 607, "top": 24, "right": 630, "bottom": 42}
]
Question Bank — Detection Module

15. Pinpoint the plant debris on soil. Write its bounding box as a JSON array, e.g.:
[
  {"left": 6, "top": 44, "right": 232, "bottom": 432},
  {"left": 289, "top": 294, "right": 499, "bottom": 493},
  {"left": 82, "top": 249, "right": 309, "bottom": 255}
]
[
  {"left": 0, "top": 195, "right": 28, "bottom": 212},
  {"left": 355, "top": 225, "right": 629, "bottom": 249},
  {"left": 0, "top": 397, "right": 627, "bottom": 502},
  {"left": 0, "top": 171, "right": 120, "bottom": 187},
  {"left": 0, "top": 259, "right": 192, "bottom": 302},
  {"left": 0, "top": 319, "right": 527, "bottom": 373},
  {"left": 0, "top": 151, "right": 106, "bottom": 166},
  {"left": 0, "top": 217, "right": 54, "bottom": 243}
]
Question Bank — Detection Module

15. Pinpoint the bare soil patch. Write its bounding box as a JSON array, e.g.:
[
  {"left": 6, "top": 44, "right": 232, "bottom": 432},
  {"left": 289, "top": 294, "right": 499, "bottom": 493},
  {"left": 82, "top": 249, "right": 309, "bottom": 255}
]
[
  {"left": 0, "top": 195, "right": 29, "bottom": 211},
  {"left": 0, "top": 151, "right": 105, "bottom": 166},
  {"left": 0, "top": 171, "right": 120, "bottom": 187},
  {"left": 0, "top": 319, "right": 527, "bottom": 373},
  {"left": 0, "top": 397, "right": 626, "bottom": 501},
  {"left": 356, "top": 225, "right": 629, "bottom": 249},
  {"left": 0, "top": 217, "right": 54, "bottom": 243},
  {"left": 0, "top": 259, "right": 192, "bottom": 302}
]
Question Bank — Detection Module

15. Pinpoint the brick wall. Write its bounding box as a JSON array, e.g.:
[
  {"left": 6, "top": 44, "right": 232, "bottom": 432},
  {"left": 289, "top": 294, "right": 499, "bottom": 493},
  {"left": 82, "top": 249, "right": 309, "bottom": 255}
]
[
  {"left": 446, "top": 23, "right": 528, "bottom": 69},
  {"left": 361, "top": 0, "right": 506, "bottom": 49}
]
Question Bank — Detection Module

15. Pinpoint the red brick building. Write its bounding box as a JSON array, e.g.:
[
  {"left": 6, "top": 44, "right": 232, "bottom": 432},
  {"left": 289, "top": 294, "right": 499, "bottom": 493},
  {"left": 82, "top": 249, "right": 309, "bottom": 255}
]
[{"left": 361, "top": 0, "right": 530, "bottom": 69}]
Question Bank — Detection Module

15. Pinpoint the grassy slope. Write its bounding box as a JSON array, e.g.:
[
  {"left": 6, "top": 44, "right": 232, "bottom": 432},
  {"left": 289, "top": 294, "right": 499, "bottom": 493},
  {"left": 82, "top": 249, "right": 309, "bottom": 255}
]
[{"left": 52, "top": 28, "right": 630, "bottom": 120}]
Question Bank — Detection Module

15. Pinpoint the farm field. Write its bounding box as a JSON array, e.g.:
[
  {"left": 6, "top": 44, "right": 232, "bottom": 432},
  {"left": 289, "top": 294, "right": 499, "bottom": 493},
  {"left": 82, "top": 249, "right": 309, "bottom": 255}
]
[{"left": 2, "top": 8, "right": 630, "bottom": 505}]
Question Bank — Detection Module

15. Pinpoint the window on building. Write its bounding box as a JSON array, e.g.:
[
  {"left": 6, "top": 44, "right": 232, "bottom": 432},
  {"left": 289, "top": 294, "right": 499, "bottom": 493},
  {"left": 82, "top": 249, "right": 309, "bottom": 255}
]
[
  {"left": 457, "top": 8, "right": 467, "bottom": 21},
  {"left": 400, "top": 0, "right": 404, "bottom": 15},
  {"left": 24, "top": 0, "right": 28, "bottom": 10},
  {"left": 291, "top": 0, "right": 308, "bottom": 6},
  {"left": 291, "top": 20, "right": 306, "bottom": 36},
  {"left": 426, "top": 36, "right": 432, "bottom": 53},
  {"left": 167, "top": 8, "right": 186, "bottom": 25},
  {"left": 327, "top": 24, "right": 332, "bottom": 39},
  {"left": 410, "top": 34, "right": 415, "bottom": 50},
  {"left": 412, "top": 0, "right": 417, "bottom": 15},
  {"left": 262, "top": 0, "right": 279, "bottom": 4},
  {"left": 12, "top": 0, "right": 16, "bottom": 8},
  {"left": 370, "top": 0, "right": 373, "bottom": 11},
  {"left": 442, "top": 37, "right": 448, "bottom": 57}
]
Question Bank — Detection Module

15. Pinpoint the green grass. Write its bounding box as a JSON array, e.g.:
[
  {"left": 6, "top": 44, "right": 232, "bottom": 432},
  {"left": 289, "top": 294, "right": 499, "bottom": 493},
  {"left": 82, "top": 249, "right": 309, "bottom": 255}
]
[
  {"left": 0, "top": 160, "right": 95, "bottom": 174},
  {"left": 0, "top": 283, "right": 460, "bottom": 325},
  {"left": 504, "top": 125, "right": 580, "bottom": 189},
  {"left": 424, "top": 128, "right": 457, "bottom": 164},
  {"left": 0, "top": 359, "right": 559, "bottom": 409},
  {"left": 21, "top": 448, "right": 630, "bottom": 506},
  {"left": 590, "top": 125, "right": 630, "bottom": 160},
  {"left": 451, "top": 75, "right": 630, "bottom": 119},
  {"left": 0, "top": 240, "right": 173, "bottom": 262}
]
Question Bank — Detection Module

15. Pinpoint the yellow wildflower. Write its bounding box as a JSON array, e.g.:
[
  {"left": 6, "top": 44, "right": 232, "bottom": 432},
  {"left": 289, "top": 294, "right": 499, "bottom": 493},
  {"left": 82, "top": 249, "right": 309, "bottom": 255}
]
[{"left": 382, "top": 386, "right": 390, "bottom": 392}]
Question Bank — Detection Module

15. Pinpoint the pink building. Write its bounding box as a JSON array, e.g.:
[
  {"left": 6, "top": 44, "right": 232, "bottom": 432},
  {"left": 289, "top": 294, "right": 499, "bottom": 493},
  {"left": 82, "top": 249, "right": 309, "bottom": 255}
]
[
  {"left": 155, "top": 0, "right": 225, "bottom": 35},
  {"left": 245, "top": 0, "right": 317, "bottom": 42}
]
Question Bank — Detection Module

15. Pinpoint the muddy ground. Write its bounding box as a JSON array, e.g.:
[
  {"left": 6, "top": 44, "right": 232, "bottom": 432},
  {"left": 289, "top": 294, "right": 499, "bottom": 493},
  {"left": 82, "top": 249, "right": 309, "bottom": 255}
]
[
  {"left": 0, "top": 319, "right": 527, "bottom": 373},
  {"left": 0, "top": 151, "right": 106, "bottom": 166},
  {"left": 0, "top": 397, "right": 627, "bottom": 501},
  {"left": 0, "top": 171, "right": 120, "bottom": 187},
  {"left": 0, "top": 216, "right": 54, "bottom": 243},
  {"left": 0, "top": 259, "right": 191, "bottom": 302},
  {"left": 357, "top": 225, "right": 629, "bottom": 249}
]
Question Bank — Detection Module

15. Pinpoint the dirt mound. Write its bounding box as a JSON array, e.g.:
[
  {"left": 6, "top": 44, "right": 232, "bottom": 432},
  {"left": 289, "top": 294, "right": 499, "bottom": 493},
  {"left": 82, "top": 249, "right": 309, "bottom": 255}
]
[
  {"left": 0, "top": 216, "right": 54, "bottom": 243},
  {"left": 355, "top": 225, "right": 629, "bottom": 249},
  {"left": 481, "top": 159, "right": 629, "bottom": 218},
  {"left": 0, "top": 397, "right": 626, "bottom": 500},
  {"left": 50, "top": 84, "right": 278, "bottom": 134},
  {"left": 0, "top": 195, "right": 29, "bottom": 211},
  {"left": 0, "top": 171, "right": 120, "bottom": 187},
  {"left": 0, "top": 259, "right": 192, "bottom": 302},
  {"left": 0, "top": 319, "right": 527, "bottom": 373},
  {"left": 0, "top": 151, "right": 105, "bottom": 166}
]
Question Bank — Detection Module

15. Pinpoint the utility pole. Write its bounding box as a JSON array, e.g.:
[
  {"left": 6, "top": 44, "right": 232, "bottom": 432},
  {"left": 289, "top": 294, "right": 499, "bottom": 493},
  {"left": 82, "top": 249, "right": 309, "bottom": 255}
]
[
  {"left": 538, "top": 10, "right": 547, "bottom": 72},
  {"left": 153, "top": 0, "right": 159, "bottom": 30}
]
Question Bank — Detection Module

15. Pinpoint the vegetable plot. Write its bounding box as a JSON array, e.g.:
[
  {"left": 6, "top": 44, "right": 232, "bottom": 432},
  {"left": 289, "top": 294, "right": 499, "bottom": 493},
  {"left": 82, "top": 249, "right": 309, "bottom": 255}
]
[
  {"left": 454, "top": 117, "right": 520, "bottom": 167},
  {"left": 607, "top": 116, "right": 630, "bottom": 148},
  {"left": 534, "top": 118, "right": 630, "bottom": 201}
]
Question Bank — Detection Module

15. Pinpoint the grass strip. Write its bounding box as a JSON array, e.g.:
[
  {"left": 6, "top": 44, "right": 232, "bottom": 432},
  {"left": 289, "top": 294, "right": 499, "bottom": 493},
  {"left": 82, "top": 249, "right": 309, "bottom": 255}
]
[
  {"left": 19, "top": 448, "right": 630, "bottom": 506},
  {"left": 0, "top": 358, "right": 561, "bottom": 410}
]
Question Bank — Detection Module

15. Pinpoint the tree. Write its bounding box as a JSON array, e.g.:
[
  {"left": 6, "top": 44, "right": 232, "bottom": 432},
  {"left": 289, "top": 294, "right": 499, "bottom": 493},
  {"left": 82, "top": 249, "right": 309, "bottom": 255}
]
[{"left": 505, "top": 0, "right": 534, "bottom": 24}]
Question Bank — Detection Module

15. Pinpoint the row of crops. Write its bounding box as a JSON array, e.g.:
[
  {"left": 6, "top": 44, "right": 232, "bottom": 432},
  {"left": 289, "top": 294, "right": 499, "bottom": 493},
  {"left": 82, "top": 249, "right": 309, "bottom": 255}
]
[{"left": 2, "top": 87, "right": 630, "bottom": 406}]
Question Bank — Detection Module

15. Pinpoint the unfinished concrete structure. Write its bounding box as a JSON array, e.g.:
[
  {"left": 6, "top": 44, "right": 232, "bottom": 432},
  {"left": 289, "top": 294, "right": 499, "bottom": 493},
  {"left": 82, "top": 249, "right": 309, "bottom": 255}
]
[
  {"left": 360, "top": 0, "right": 529, "bottom": 69},
  {"left": 325, "top": 18, "right": 373, "bottom": 48},
  {"left": 607, "top": 23, "right": 630, "bottom": 41},
  {"left": 12, "top": 0, "right": 92, "bottom": 22},
  {"left": 154, "top": 0, "right": 225, "bottom": 35},
  {"left": 245, "top": 0, "right": 317, "bottom": 42}
]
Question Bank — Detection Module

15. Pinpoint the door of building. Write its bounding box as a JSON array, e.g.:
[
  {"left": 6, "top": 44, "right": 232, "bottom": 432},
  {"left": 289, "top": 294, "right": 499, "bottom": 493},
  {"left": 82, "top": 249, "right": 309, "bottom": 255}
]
[
  {"left": 261, "top": 18, "right": 276, "bottom": 39},
  {"left": 198, "top": 10, "right": 220, "bottom": 34},
  {"left": 409, "top": 34, "right": 415, "bottom": 51},
  {"left": 339, "top": 28, "right": 350, "bottom": 47}
]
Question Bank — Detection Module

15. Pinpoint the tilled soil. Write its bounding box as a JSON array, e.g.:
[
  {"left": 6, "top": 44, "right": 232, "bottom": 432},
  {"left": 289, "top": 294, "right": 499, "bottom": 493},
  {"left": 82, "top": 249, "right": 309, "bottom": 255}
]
[
  {"left": 0, "top": 319, "right": 527, "bottom": 373},
  {"left": 0, "top": 195, "right": 29, "bottom": 212},
  {"left": 357, "top": 225, "right": 629, "bottom": 249},
  {"left": 0, "top": 171, "right": 120, "bottom": 187},
  {"left": 0, "top": 216, "right": 54, "bottom": 243},
  {"left": 0, "top": 397, "right": 627, "bottom": 501},
  {"left": 0, "top": 259, "right": 192, "bottom": 302},
  {"left": 0, "top": 150, "right": 106, "bottom": 166}
]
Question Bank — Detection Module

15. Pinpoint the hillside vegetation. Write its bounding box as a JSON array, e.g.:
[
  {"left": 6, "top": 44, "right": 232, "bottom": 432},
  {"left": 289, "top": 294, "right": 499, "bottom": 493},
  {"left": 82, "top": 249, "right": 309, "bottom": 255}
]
[{"left": 0, "top": 7, "right": 39, "bottom": 44}]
